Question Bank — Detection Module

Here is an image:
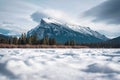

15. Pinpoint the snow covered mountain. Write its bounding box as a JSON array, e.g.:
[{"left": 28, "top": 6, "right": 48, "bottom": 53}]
[
  {"left": 27, "top": 18, "right": 108, "bottom": 43},
  {"left": 66, "top": 24, "right": 108, "bottom": 40}
]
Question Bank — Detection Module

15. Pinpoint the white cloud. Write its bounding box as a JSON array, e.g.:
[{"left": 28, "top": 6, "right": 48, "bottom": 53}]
[
  {"left": 0, "top": 22, "right": 24, "bottom": 36},
  {"left": 77, "top": 16, "right": 120, "bottom": 38},
  {"left": 0, "top": 0, "right": 119, "bottom": 38},
  {"left": 0, "top": 0, "right": 40, "bottom": 35},
  {"left": 31, "top": 8, "right": 80, "bottom": 25}
]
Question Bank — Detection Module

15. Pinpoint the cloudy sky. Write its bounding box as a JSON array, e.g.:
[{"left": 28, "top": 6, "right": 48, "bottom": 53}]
[{"left": 0, "top": 0, "right": 120, "bottom": 38}]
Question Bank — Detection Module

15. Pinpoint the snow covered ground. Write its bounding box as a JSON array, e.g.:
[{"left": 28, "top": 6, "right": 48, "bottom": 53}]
[{"left": 0, "top": 49, "right": 120, "bottom": 80}]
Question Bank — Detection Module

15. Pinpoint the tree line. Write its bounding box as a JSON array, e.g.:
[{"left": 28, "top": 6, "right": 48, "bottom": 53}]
[
  {"left": 80, "top": 42, "right": 120, "bottom": 48},
  {"left": 1, "top": 33, "right": 119, "bottom": 48},
  {"left": 0, "top": 33, "right": 76, "bottom": 46}
]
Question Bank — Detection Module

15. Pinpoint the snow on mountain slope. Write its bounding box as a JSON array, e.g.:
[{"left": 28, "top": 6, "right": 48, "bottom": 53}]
[
  {"left": 27, "top": 18, "right": 108, "bottom": 43},
  {"left": 66, "top": 24, "right": 108, "bottom": 40},
  {"left": 42, "top": 18, "right": 108, "bottom": 40}
]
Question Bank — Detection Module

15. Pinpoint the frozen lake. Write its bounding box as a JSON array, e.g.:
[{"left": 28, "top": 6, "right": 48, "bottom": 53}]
[{"left": 0, "top": 49, "right": 120, "bottom": 80}]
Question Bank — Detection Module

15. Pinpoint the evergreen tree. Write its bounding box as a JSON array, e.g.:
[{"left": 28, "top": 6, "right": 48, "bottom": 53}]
[
  {"left": 52, "top": 38, "right": 56, "bottom": 45},
  {"left": 20, "top": 33, "right": 27, "bottom": 45},
  {"left": 8, "top": 39, "right": 12, "bottom": 44},
  {"left": 0, "top": 38, "right": 5, "bottom": 43},
  {"left": 70, "top": 40, "right": 76, "bottom": 46},
  {"left": 65, "top": 40, "right": 76, "bottom": 46},
  {"left": 45, "top": 35, "right": 49, "bottom": 45},
  {"left": 31, "top": 35, "right": 37, "bottom": 44},
  {"left": 12, "top": 37, "right": 18, "bottom": 44},
  {"left": 18, "top": 37, "right": 21, "bottom": 45},
  {"left": 49, "top": 38, "right": 56, "bottom": 45},
  {"left": 42, "top": 35, "right": 49, "bottom": 45},
  {"left": 49, "top": 38, "right": 52, "bottom": 45},
  {"left": 65, "top": 40, "right": 70, "bottom": 45},
  {"left": 27, "top": 36, "right": 32, "bottom": 44}
]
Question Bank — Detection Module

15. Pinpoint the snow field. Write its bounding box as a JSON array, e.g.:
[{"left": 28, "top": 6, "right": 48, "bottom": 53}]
[{"left": 0, "top": 49, "right": 120, "bottom": 80}]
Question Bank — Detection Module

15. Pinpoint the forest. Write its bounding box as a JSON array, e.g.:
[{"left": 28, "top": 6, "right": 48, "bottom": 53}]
[{"left": 0, "top": 33, "right": 120, "bottom": 48}]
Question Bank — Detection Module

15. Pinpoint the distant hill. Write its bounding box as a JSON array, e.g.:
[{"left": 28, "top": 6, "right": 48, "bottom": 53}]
[
  {"left": 0, "top": 34, "right": 11, "bottom": 43},
  {"left": 106, "top": 36, "right": 120, "bottom": 43},
  {"left": 104, "top": 36, "right": 120, "bottom": 48},
  {"left": 85, "top": 36, "right": 120, "bottom": 48},
  {"left": 0, "top": 34, "right": 11, "bottom": 39}
]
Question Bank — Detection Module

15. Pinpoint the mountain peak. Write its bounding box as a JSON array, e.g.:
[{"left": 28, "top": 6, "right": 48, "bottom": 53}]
[{"left": 41, "top": 18, "right": 62, "bottom": 24}]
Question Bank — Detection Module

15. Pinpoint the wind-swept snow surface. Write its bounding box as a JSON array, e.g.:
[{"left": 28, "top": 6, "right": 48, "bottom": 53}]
[{"left": 0, "top": 49, "right": 120, "bottom": 80}]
